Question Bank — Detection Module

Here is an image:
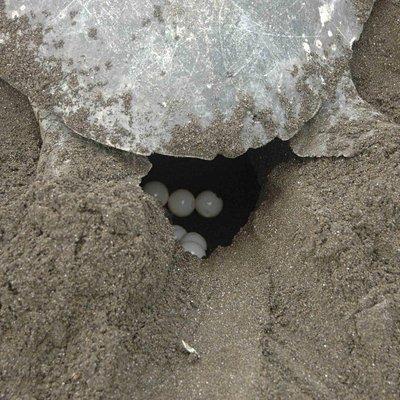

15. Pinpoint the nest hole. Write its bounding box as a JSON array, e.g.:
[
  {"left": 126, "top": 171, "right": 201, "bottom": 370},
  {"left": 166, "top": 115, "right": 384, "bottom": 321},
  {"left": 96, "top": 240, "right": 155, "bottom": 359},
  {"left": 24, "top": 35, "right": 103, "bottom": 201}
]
[{"left": 141, "top": 139, "right": 295, "bottom": 255}]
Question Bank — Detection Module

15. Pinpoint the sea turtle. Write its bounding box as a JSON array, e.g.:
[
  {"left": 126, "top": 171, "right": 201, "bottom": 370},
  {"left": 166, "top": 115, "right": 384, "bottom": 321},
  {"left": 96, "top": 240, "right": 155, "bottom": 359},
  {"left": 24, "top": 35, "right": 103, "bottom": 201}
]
[{"left": 0, "top": 0, "right": 380, "bottom": 160}]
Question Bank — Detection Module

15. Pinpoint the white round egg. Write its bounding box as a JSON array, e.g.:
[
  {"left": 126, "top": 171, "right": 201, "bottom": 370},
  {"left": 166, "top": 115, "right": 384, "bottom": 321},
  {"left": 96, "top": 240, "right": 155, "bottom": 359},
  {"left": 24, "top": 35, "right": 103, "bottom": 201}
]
[
  {"left": 168, "top": 189, "right": 195, "bottom": 217},
  {"left": 173, "top": 225, "right": 187, "bottom": 241},
  {"left": 143, "top": 181, "right": 169, "bottom": 206},
  {"left": 181, "top": 232, "right": 207, "bottom": 251},
  {"left": 195, "top": 191, "right": 223, "bottom": 218},
  {"left": 182, "top": 241, "right": 206, "bottom": 259}
]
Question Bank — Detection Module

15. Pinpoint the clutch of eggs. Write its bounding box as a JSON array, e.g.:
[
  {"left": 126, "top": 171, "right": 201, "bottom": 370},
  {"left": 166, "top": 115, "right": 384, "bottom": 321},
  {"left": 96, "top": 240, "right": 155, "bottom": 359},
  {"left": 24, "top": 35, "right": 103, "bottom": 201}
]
[{"left": 143, "top": 181, "right": 224, "bottom": 258}]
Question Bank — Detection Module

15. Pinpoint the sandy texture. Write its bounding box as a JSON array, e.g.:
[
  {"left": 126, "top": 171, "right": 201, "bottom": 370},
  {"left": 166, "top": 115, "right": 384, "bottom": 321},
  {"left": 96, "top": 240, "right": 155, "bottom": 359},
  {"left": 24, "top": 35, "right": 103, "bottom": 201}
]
[
  {"left": 0, "top": 80, "right": 41, "bottom": 204},
  {"left": 351, "top": 0, "right": 400, "bottom": 124},
  {"left": 0, "top": 86, "right": 200, "bottom": 398},
  {"left": 257, "top": 129, "right": 399, "bottom": 398},
  {"left": 0, "top": 0, "right": 399, "bottom": 399}
]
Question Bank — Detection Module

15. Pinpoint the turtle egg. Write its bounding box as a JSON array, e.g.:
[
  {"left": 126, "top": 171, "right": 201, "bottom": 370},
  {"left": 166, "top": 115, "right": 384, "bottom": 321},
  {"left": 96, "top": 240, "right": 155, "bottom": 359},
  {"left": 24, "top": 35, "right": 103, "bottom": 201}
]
[
  {"left": 195, "top": 190, "right": 223, "bottom": 218},
  {"left": 181, "top": 232, "right": 207, "bottom": 251},
  {"left": 168, "top": 189, "right": 195, "bottom": 217},
  {"left": 143, "top": 181, "right": 169, "bottom": 206},
  {"left": 182, "top": 241, "right": 206, "bottom": 259},
  {"left": 173, "top": 225, "right": 187, "bottom": 241}
]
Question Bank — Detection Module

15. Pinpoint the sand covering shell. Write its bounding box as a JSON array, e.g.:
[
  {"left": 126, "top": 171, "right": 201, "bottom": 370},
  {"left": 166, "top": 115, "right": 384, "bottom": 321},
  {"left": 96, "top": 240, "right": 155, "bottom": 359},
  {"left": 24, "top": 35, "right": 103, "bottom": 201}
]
[{"left": 0, "top": 0, "right": 375, "bottom": 159}]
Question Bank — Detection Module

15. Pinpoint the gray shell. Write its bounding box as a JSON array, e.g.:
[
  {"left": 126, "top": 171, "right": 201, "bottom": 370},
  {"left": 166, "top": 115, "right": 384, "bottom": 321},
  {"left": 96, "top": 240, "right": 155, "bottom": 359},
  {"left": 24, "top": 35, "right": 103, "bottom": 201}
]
[{"left": 0, "top": 1, "right": 374, "bottom": 159}]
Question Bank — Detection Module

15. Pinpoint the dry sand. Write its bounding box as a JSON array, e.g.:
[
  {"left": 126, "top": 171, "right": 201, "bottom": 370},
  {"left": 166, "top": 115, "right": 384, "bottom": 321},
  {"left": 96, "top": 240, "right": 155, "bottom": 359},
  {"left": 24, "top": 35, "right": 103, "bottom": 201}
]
[{"left": 0, "top": 1, "right": 399, "bottom": 399}]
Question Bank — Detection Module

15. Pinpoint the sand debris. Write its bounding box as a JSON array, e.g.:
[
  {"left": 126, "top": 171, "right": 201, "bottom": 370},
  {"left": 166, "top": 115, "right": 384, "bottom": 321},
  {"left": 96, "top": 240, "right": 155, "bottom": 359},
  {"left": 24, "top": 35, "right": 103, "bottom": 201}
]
[{"left": 182, "top": 340, "right": 200, "bottom": 361}]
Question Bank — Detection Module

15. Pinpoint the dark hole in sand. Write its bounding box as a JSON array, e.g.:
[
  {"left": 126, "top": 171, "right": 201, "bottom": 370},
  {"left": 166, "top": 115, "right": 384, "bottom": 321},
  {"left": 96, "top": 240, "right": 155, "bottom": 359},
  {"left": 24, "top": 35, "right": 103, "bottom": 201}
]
[{"left": 141, "top": 139, "right": 294, "bottom": 254}]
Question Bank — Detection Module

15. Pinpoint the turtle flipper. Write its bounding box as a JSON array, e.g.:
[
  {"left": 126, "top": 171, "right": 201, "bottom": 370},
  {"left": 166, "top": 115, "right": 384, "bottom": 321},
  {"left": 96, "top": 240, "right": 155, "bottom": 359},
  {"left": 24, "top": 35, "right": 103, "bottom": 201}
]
[{"left": 290, "top": 72, "right": 396, "bottom": 158}]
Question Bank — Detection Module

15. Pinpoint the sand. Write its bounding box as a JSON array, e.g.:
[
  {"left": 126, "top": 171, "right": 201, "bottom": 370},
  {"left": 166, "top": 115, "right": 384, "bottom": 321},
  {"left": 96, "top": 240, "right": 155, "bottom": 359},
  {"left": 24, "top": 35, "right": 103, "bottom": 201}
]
[
  {"left": 352, "top": 0, "right": 400, "bottom": 125},
  {"left": 0, "top": 1, "right": 399, "bottom": 399}
]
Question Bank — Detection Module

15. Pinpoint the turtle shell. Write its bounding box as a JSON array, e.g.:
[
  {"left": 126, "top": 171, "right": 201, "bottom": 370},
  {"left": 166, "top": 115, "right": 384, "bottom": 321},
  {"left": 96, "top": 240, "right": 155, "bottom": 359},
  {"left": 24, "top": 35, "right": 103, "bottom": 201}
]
[{"left": 0, "top": 0, "right": 374, "bottom": 159}]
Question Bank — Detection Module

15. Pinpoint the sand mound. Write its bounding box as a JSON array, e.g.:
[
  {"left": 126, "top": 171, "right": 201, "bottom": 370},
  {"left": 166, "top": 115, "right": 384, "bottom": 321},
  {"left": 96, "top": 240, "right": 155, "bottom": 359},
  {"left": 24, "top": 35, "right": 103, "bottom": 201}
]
[{"left": 0, "top": 82, "right": 199, "bottom": 397}]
